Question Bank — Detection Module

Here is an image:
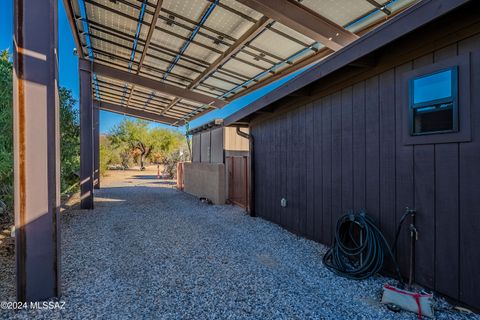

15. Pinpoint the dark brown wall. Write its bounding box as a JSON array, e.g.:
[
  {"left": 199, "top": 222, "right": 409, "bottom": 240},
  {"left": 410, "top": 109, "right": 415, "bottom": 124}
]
[{"left": 250, "top": 15, "right": 480, "bottom": 309}]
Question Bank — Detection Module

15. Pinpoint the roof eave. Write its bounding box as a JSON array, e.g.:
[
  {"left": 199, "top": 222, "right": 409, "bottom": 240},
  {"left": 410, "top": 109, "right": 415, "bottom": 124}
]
[{"left": 187, "top": 119, "right": 224, "bottom": 135}]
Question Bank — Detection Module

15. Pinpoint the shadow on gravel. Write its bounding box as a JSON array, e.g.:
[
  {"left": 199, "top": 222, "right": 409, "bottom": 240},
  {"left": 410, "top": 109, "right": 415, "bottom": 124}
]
[
  {"left": 101, "top": 184, "right": 176, "bottom": 191},
  {"left": 131, "top": 175, "right": 161, "bottom": 180},
  {"left": 92, "top": 185, "right": 182, "bottom": 206},
  {"left": 146, "top": 181, "right": 176, "bottom": 185}
]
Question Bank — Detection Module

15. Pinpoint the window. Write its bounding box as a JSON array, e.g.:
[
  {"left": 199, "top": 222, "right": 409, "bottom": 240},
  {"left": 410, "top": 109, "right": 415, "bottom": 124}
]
[
  {"left": 409, "top": 67, "right": 458, "bottom": 135},
  {"left": 402, "top": 54, "right": 470, "bottom": 145}
]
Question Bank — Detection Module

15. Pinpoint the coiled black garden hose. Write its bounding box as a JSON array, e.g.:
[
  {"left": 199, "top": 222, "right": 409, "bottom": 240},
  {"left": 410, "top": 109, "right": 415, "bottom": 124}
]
[{"left": 322, "top": 210, "right": 404, "bottom": 282}]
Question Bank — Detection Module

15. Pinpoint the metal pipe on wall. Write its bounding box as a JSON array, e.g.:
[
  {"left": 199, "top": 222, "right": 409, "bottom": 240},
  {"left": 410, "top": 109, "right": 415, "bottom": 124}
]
[{"left": 235, "top": 126, "right": 255, "bottom": 217}]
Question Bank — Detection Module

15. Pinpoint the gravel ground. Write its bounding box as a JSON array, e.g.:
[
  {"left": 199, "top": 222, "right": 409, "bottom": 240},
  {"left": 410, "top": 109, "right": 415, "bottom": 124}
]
[{"left": 0, "top": 169, "right": 478, "bottom": 319}]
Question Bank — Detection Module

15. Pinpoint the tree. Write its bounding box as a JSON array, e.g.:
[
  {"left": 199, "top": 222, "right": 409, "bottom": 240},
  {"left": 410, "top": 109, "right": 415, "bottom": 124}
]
[
  {"left": 109, "top": 119, "right": 151, "bottom": 169},
  {"left": 0, "top": 49, "right": 9, "bottom": 62},
  {"left": 108, "top": 119, "right": 183, "bottom": 169},
  {"left": 59, "top": 88, "right": 80, "bottom": 191}
]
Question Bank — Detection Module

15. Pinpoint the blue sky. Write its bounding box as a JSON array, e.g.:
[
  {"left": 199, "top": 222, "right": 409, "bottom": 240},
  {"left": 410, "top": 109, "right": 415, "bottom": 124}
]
[{"left": 0, "top": 1, "right": 301, "bottom": 134}]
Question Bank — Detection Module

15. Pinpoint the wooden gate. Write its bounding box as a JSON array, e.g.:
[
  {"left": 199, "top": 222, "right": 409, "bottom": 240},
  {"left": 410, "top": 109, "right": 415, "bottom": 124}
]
[{"left": 227, "top": 156, "right": 249, "bottom": 209}]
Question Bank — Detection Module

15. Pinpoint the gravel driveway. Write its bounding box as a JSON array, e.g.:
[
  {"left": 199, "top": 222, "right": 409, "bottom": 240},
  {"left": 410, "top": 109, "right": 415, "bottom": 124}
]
[{"left": 0, "top": 169, "right": 478, "bottom": 319}]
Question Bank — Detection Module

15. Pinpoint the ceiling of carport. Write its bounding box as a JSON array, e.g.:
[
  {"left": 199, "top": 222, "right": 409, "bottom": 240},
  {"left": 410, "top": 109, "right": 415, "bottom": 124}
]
[{"left": 64, "top": 0, "right": 417, "bottom": 126}]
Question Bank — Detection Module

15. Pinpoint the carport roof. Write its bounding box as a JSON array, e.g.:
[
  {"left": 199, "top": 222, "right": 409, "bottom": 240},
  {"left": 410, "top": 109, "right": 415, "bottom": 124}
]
[
  {"left": 64, "top": 0, "right": 418, "bottom": 126},
  {"left": 223, "top": 0, "right": 471, "bottom": 126}
]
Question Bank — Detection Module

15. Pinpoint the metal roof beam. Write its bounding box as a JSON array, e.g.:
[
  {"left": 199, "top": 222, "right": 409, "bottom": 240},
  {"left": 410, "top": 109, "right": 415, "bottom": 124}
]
[
  {"left": 97, "top": 100, "right": 178, "bottom": 125},
  {"left": 193, "top": 16, "right": 271, "bottom": 86},
  {"left": 92, "top": 62, "right": 227, "bottom": 108},
  {"left": 365, "top": 0, "right": 392, "bottom": 15},
  {"left": 127, "top": 0, "right": 164, "bottom": 107},
  {"left": 236, "top": 0, "right": 358, "bottom": 51},
  {"left": 63, "top": 0, "right": 85, "bottom": 58},
  {"left": 230, "top": 0, "right": 414, "bottom": 99},
  {"left": 163, "top": 1, "right": 219, "bottom": 81},
  {"left": 233, "top": 48, "right": 333, "bottom": 99},
  {"left": 138, "top": 2, "right": 164, "bottom": 70},
  {"left": 84, "top": 19, "right": 210, "bottom": 67},
  {"left": 160, "top": 16, "right": 271, "bottom": 116}
]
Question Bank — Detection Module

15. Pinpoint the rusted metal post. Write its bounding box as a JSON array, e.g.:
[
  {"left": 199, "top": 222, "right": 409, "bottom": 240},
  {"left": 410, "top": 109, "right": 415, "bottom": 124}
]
[
  {"left": 79, "top": 58, "right": 94, "bottom": 209},
  {"left": 93, "top": 101, "right": 100, "bottom": 189},
  {"left": 13, "top": 0, "right": 61, "bottom": 301}
]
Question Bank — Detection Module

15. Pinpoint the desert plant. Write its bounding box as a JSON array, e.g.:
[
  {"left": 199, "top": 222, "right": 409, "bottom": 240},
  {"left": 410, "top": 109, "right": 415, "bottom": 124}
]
[{"left": 108, "top": 119, "right": 184, "bottom": 169}]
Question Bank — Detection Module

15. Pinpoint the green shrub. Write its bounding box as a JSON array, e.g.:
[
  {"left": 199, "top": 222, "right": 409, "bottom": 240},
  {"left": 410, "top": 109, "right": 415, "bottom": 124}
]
[
  {"left": 59, "top": 88, "right": 80, "bottom": 193},
  {"left": 0, "top": 51, "right": 13, "bottom": 214}
]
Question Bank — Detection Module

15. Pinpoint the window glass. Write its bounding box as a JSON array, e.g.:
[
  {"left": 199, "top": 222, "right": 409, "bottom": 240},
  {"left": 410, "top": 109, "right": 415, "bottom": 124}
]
[
  {"left": 413, "top": 103, "right": 453, "bottom": 134},
  {"left": 412, "top": 69, "right": 452, "bottom": 104}
]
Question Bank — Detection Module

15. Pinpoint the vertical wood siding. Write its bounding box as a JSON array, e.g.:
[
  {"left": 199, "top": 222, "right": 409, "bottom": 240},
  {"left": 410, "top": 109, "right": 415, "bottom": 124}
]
[{"left": 251, "top": 34, "right": 480, "bottom": 309}]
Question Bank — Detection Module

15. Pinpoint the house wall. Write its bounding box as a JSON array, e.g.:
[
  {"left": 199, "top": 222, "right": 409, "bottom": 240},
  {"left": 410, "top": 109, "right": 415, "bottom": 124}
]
[
  {"left": 191, "top": 127, "right": 224, "bottom": 164},
  {"left": 188, "top": 127, "right": 250, "bottom": 206},
  {"left": 188, "top": 128, "right": 225, "bottom": 203},
  {"left": 191, "top": 127, "right": 250, "bottom": 162},
  {"left": 200, "top": 131, "right": 211, "bottom": 163},
  {"left": 223, "top": 127, "right": 250, "bottom": 209},
  {"left": 192, "top": 134, "right": 201, "bottom": 162},
  {"left": 183, "top": 162, "right": 226, "bottom": 204},
  {"left": 250, "top": 11, "right": 480, "bottom": 309},
  {"left": 224, "top": 127, "right": 249, "bottom": 153}
]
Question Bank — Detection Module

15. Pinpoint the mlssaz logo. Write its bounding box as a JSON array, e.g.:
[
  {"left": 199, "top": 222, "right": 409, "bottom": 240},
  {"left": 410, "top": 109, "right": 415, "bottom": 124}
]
[{"left": 29, "top": 301, "right": 66, "bottom": 310}]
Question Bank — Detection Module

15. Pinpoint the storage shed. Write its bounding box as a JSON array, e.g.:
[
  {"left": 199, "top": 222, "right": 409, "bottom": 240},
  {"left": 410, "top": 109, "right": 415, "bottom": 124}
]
[
  {"left": 225, "top": 0, "right": 480, "bottom": 310},
  {"left": 184, "top": 119, "right": 250, "bottom": 208}
]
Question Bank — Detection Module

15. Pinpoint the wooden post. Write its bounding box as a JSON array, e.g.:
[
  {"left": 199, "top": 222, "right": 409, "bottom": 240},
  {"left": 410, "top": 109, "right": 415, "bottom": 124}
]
[
  {"left": 13, "top": 0, "right": 61, "bottom": 301},
  {"left": 93, "top": 101, "right": 100, "bottom": 189},
  {"left": 79, "top": 58, "right": 94, "bottom": 209}
]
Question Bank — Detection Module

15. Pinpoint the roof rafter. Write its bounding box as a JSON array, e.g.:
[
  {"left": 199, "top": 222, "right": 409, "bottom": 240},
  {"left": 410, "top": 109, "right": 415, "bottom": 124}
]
[
  {"left": 126, "top": 0, "right": 164, "bottom": 107},
  {"left": 161, "top": 16, "right": 272, "bottom": 116},
  {"left": 236, "top": 0, "right": 359, "bottom": 51},
  {"left": 193, "top": 16, "right": 272, "bottom": 88},
  {"left": 62, "top": 0, "right": 85, "bottom": 58},
  {"left": 92, "top": 62, "right": 227, "bottom": 108},
  {"left": 172, "top": 105, "right": 212, "bottom": 126},
  {"left": 365, "top": 0, "right": 392, "bottom": 15},
  {"left": 233, "top": 48, "right": 333, "bottom": 100},
  {"left": 97, "top": 100, "right": 178, "bottom": 125}
]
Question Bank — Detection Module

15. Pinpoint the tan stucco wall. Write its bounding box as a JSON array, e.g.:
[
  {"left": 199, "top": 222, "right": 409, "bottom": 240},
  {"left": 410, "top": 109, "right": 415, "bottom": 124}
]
[{"left": 183, "top": 162, "right": 226, "bottom": 204}]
